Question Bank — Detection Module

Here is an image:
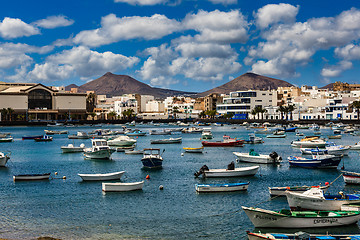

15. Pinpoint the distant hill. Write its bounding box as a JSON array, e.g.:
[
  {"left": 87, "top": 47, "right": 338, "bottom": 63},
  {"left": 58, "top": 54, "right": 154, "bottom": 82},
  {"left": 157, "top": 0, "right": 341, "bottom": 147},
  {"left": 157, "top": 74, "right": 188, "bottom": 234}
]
[
  {"left": 65, "top": 84, "right": 79, "bottom": 91},
  {"left": 198, "top": 72, "right": 293, "bottom": 96},
  {"left": 321, "top": 83, "right": 334, "bottom": 90},
  {"left": 72, "top": 72, "right": 196, "bottom": 99}
]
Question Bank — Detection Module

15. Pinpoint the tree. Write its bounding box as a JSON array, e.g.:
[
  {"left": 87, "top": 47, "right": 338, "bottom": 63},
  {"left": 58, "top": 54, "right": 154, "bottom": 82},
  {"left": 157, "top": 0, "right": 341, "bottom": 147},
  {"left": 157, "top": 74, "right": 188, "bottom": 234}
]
[
  {"left": 251, "top": 109, "right": 257, "bottom": 119},
  {"left": 172, "top": 106, "right": 180, "bottom": 119},
  {"left": 108, "top": 111, "right": 117, "bottom": 120},
  {"left": 223, "top": 112, "right": 234, "bottom": 119},
  {"left": 199, "top": 111, "right": 206, "bottom": 119},
  {"left": 278, "top": 106, "right": 286, "bottom": 120},
  {"left": 287, "top": 104, "right": 296, "bottom": 120},
  {"left": 352, "top": 101, "right": 360, "bottom": 120},
  {"left": 86, "top": 93, "right": 97, "bottom": 112},
  {"left": 7, "top": 108, "right": 14, "bottom": 121},
  {"left": 122, "top": 109, "right": 135, "bottom": 120},
  {"left": 0, "top": 108, "right": 8, "bottom": 121},
  {"left": 206, "top": 110, "right": 217, "bottom": 119}
]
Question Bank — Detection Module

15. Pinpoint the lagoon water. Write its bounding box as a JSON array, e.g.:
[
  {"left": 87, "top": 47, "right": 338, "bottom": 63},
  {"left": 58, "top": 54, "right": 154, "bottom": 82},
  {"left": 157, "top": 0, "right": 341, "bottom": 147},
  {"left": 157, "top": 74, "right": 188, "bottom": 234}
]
[{"left": 0, "top": 124, "right": 360, "bottom": 239}]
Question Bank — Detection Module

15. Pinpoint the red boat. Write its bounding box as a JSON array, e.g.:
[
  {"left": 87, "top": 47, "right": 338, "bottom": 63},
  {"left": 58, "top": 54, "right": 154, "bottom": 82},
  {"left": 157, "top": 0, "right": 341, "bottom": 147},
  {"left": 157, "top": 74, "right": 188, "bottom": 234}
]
[{"left": 202, "top": 135, "right": 244, "bottom": 147}]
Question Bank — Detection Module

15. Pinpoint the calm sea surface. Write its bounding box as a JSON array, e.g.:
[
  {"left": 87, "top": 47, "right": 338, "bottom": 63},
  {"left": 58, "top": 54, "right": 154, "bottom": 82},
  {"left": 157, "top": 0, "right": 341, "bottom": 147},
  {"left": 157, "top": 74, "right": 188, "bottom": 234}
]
[{"left": 0, "top": 124, "right": 359, "bottom": 239}]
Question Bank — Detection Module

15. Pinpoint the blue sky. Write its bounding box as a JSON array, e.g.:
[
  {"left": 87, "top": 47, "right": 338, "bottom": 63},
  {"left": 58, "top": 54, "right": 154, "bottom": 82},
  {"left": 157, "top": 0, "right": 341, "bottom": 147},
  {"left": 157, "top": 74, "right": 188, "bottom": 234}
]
[{"left": 1, "top": 0, "right": 360, "bottom": 93}]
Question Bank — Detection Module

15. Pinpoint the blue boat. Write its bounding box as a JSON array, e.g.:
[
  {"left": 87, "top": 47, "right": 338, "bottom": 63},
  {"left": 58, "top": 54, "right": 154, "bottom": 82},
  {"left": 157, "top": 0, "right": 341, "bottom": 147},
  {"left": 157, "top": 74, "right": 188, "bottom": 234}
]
[
  {"left": 283, "top": 127, "right": 297, "bottom": 132},
  {"left": 126, "top": 129, "right": 146, "bottom": 136},
  {"left": 288, "top": 151, "right": 342, "bottom": 168},
  {"left": 141, "top": 148, "right": 163, "bottom": 169}
]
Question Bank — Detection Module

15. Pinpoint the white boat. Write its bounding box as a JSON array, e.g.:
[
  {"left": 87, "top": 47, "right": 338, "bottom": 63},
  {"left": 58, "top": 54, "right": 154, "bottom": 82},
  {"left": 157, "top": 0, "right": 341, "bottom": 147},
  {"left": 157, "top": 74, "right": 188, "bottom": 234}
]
[
  {"left": 201, "top": 128, "right": 213, "bottom": 139},
  {"left": 233, "top": 150, "right": 282, "bottom": 164},
  {"left": 84, "top": 139, "right": 116, "bottom": 159},
  {"left": 254, "top": 128, "right": 273, "bottom": 134},
  {"left": 124, "top": 149, "right": 144, "bottom": 155},
  {"left": 194, "top": 165, "right": 259, "bottom": 178},
  {"left": 150, "top": 137, "right": 182, "bottom": 144},
  {"left": 342, "top": 171, "right": 360, "bottom": 185},
  {"left": 242, "top": 206, "right": 360, "bottom": 228},
  {"left": 13, "top": 173, "right": 51, "bottom": 181},
  {"left": 268, "top": 184, "right": 330, "bottom": 196},
  {"left": 61, "top": 143, "right": 85, "bottom": 153},
  {"left": 182, "top": 127, "right": 203, "bottom": 133},
  {"left": 44, "top": 130, "right": 68, "bottom": 135},
  {"left": 102, "top": 181, "right": 144, "bottom": 192},
  {"left": 195, "top": 182, "right": 249, "bottom": 193},
  {"left": 78, "top": 171, "right": 125, "bottom": 181},
  {"left": 149, "top": 129, "right": 171, "bottom": 135},
  {"left": 291, "top": 138, "right": 327, "bottom": 148},
  {"left": 107, "top": 135, "right": 137, "bottom": 147},
  {"left": 244, "top": 134, "right": 263, "bottom": 144},
  {"left": 0, "top": 137, "right": 13, "bottom": 142},
  {"left": 350, "top": 141, "right": 360, "bottom": 150},
  {"left": 0, "top": 152, "right": 10, "bottom": 167},
  {"left": 68, "top": 131, "right": 89, "bottom": 139},
  {"left": 300, "top": 143, "right": 350, "bottom": 156},
  {"left": 286, "top": 188, "right": 360, "bottom": 211},
  {"left": 183, "top": 146, "right": 204, "bottom": 153},
  {"left": 266, "top": 134, "right": 286, "bottom": 138}
]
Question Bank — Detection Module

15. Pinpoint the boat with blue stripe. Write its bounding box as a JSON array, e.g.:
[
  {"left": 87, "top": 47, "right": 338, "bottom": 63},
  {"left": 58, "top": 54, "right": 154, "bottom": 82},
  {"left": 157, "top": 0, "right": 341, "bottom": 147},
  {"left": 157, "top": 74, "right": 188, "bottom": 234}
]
[{"left": 195, "top": 182, "right": 249, "bottom": 192}]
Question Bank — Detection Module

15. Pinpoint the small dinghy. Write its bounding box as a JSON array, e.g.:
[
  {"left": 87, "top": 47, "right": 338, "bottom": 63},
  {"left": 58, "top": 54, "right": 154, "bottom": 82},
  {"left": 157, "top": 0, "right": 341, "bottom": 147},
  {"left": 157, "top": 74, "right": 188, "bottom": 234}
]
[
  {"left": 13, "top": 173, "right": 51, "bottom": 181},
  {"left": 102, "top": 181, "right": 144, "bottom": 192},
  {"left": 61, "top": 143, "right": 85, "bottom": 153},
  {"left": 0, "top": 152, "right": 10, "bottom": 167},
  {"left": 343, "top": 171, "right": 360, "bottom": 185},
  {"left": 194, "top": 162, "right": 259, "bottom": 178},
  {"left": 124, "top": 149, "right": 144, "bottom": 155},
  {"left": 78, "top": 171, "right": 125, "bottom": 181},
  {"left": 0, "top": 137, "right": 13, "bottom": 142},
  {"left": 183, "top": 146, "right": 204, "bottom": 153},
  {"left": 150, "top": 137, "right": 182, "bottom": 144},
  {"left": 195, "top": 182, "right": 249, "bottom": 193},
  {"left": 268, "top": 183, "right": 330, "bottom": 196},
  {"left": 242, "top": 206, "right": 360, "bottom": 228},
  {"left": 233, "top": 150, "right": 282, "bottom": 164},
  {"left": 34, "top": 135, "right": 53, "bottom": 142}
]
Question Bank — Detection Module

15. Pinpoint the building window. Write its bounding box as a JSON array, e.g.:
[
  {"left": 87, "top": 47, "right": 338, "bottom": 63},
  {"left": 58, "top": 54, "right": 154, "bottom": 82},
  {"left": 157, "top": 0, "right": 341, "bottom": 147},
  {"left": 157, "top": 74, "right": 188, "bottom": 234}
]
[{"left": 28, "top": 89, "right": 52, "bottom": 110}]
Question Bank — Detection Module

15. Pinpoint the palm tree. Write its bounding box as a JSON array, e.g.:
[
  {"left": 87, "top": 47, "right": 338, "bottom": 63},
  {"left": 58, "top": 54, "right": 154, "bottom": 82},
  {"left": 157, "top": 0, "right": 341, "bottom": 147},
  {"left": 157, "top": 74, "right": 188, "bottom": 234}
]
[
  {"left": 172, "top": 106, "right": 180, "bottom": 119},
  {"left": 1, "top": 108, "right": 8, "bottom": 121},
  {"left": 107, "top": 111, "right": 117, "bottom": 120},
  {"left": 278, "top": 106, "right": 286, "bottom": 120},
  {"left": 86, "top": 93, "right": 97, "bottom": 112},
  {"left": 223, "top": 112, "right": 234, "bottom": 119},
  {"left": 287, "top": 104, "right": 296, "bottom": 120},
  {"left": 122, "top": 109, "right": 135, "bottom": 120},
  {"left": 207, "top": 110, "right": 217, "bottom": 119},
  {"left": 199, "top": 111, "right": 206, "bottom": 119},
  {"left": 7, "top": 108, "right": 14, "bottom": 121},
  {"left": 251, "top": 109, "right": 257, "bottom": 119}
]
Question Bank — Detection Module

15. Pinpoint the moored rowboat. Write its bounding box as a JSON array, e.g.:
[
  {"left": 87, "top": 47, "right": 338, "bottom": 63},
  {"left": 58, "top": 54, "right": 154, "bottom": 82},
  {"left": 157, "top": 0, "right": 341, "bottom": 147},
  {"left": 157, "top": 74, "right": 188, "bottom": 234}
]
[
  {"left": 342, "top": 171, "right": 360, "bottom": 185},
  {"left": 102, "top": 181, "right": 144, "bottom": 192},
  {"left": 195, "top": 182, "right": 249, "bottom": 192},
  {"left": 195, "top": 165, "right": 259, "bottom": 178},
  {"left": 183, "top": 146, "right": 204, "bottom": 153},
  {"left": 78, "top": 171, "right": 125, "bottom": 181},
  {"left": 13, "top": 173, "right": 51, "bottom": 181}
]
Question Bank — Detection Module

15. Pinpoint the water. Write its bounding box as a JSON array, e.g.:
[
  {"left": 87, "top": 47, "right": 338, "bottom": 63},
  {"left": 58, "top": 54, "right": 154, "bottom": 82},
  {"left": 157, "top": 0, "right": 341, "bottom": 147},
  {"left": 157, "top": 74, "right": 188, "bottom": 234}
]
[{"left": 0, "top": 124, "right": 359, "bottom": 239}]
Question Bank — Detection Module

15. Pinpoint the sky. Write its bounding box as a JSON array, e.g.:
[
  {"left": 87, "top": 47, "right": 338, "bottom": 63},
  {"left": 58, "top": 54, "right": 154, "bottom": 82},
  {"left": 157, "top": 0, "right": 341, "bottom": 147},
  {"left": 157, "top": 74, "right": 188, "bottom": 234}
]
[{"left": 1, "top": 0, "right": 360, "bottom": 93}]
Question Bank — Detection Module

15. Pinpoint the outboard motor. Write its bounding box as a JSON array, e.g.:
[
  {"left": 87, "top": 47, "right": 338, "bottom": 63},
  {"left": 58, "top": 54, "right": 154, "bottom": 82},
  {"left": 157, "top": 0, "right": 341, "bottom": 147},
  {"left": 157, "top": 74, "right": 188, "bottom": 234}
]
[
  {"left": 269, "top": 151, "right": 281, "bottom": 162},
  {"left": 194, "top": 165, "right": 209, "bottom": 177},
  {"left": 227, "top": 161, "right": 235, "bottom": 170}
]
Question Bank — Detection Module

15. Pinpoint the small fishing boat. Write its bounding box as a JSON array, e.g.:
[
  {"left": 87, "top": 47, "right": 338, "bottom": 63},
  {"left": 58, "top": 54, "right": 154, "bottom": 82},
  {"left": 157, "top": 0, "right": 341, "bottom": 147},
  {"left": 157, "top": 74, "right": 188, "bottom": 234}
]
[
  {"left": 283, "top": 127, "right": 297, "bottom": 132},
  {"left": 182, "top": 127, "right": 203, "bottom": 133},
  {"left": 233, "top": 150, "right": 282, "bottom": 164},
  {"left": 242, "top": 206, "right": 360, "bottom": 228},
  {"left": 247, "top": 231, "right": 360, "bottom": 239},
  {"left": 0, "top": 152, "right": 10, "bottom": 167},
  {"left": 78, "top": 171, "right": 125, "bottom": 181},
  {"left": 328, "top": 135, "right": 342, "bottom": 139},
  {"left": 194, "top": 165, "right": 259, "bottom": 178},
  {"left": 125, "top": 129, "right": 146, "bottom": 136},
  {"left": 300, "top": 143, "right": 350, "bottom": 156},
  {"left": 102, "top": 181, "right": 144, "bottom": 192},
  {"left": 272, "top": 129, "right": 285, "bottom": 135},
  {"left": 244, "top": 134, "right": 263, "bottom": 144},
  {"left": 202, "top": 135, "right": 244, "bottom": 147},
  {"left": 286, "top": 188, "right": 360, "bottom": 211},
  {"left": 13, "top": 173, "right": 51, "bottom": 181},
  {"left": 288, "top": 151, "right": 342, "bottom": 168},
  {"left": 291, "top": 138, "right": 327, "bottom": 148},
  {"left": 0, "top": 137, "right": 13, "bottom": 142},
  {"left": 83, "top": 139, "right": 116, "bottom": 159},
  {"left": 268, "top": 183, "right": 330, "bottom": 196},
  {"left": 350, "top": 141, "right": 360, "bottom": 150},
  {"left": 150, "top": 137, "right": 182, "bottom": 144},
  {"left": 34, "top": 135, "right": 53, "bottom": 142},
  {"left": 254, "top": 128, "right": 273, "bottom": 135},
  {"left": 266, "top": 134, "right": 286, "bottom": 138},
  {"left": 201, "top": 128, "right": 213, "bottom": 139},
  {"left": 61, "top": 143, "right": 85, "bottom": 153},
  {"left": 68, "top": 131, "right": 89, "bottom": 139},
  {"left": 183, "top": 146, "right": 204, "bottom": 153},
  {"left": 141, "top": 148, "right": 163, "bottom": 169},
  {"left": 149, "top": 129, "right": 171, "bottom": 135},
  {"left": 195, "top": 182, "right": 249, "bottom": 193},
  {"left": 107, "top": 135, "right": 137, "bottom": 147},
  {"left": 44, "top": 130, "right": 68, "bottom": 135},
  {"left": 116, "top": 145, "right": 135, "bottom": 152},
  {"left": 342, "top": 171, "right": 360, "bottom": 185},
  {"left": 22, "top": 135, "right": 43, "bottom": 140},
  {"left": 124, "top": 149, "right": 144, "bottom": 155}
]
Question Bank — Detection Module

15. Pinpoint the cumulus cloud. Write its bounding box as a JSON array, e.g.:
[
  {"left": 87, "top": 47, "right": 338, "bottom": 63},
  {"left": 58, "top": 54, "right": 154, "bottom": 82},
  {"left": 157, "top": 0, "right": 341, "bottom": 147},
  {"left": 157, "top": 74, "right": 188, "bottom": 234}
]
[
  {"left": 254, "top": 3, "right": 299, "bottom": 29},
  {"left": 335, "top": 44, "right": 360, "bottom": 60},
  {"left": 183, "top": 9, "right": 249, "bottom": 44},
  {"left": 207, "top": 0, "right": 237, "bottom": 4},
  {"left": 0, "top": 17, "right": 39, "bottom": 39},
  {"left": 74, "top": 14, "right": 181, "bottom": 47},
  {"left": 114, "top": 0, "right": 175, "bottom": 5},
  {"left": 34, "top": 15, "right": 74, "bottom": 29},
  {"left": 321, "top": 61, "right": 352, "bottom": 78},
  {"left": 28, "top": 46, "right": 139, "bottom": 81}
]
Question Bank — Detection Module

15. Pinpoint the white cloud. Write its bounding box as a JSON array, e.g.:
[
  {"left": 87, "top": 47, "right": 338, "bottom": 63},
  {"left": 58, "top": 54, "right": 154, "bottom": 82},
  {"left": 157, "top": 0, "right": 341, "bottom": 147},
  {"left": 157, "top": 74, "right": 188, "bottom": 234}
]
[
  {"left": 34, "top": 15, "right": 74, "bottom": 29},
  {"left": 254, "top": 3, "right": 299, "bottom": 29},
  {"left": 175, "top": 42, "right": 235, "bottom": 58},
  {"left": 28, "top": 46, "right": 139, "bottom": 81},
  {"left": 207, "top": 0, "right": 237, "bottom": 4},
  {"left": 74, "top": 14, "right": 181, "bottom": 47},
  {"left": 183, "top": 9, "right": 249, "bottom": 44},
  {"left": 114, "top": 0, "right": 173, "bottom": 5},
  {"left": 0, "top": 17, "right": 39, "bottom": 39},
  {"left": 335, "top": 44, "right": 360, "bottom": 60},
  {"left": 321, "top": 61, "right": 352, "bottom": 78}
]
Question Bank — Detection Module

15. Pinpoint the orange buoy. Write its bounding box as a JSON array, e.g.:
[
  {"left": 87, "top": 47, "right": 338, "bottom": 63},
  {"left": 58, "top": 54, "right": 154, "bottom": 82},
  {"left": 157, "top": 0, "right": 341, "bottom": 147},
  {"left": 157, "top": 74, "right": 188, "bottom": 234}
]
[{"left": 146, "top": 175, "right": 150, "bottom": 180}]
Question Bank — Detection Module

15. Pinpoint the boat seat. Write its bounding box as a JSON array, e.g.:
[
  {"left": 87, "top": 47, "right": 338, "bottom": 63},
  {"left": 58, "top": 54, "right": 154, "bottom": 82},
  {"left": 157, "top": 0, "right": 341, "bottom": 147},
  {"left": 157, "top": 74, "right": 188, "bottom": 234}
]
[{"left": 279, "top": 209, "right": 291, "bottom": 215}]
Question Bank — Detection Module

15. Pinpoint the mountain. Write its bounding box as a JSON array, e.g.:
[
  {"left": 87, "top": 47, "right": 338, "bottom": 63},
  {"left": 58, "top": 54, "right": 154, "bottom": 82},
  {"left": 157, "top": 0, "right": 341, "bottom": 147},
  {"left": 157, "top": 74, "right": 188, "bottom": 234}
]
[
  {"left": 65, "top": 84, "right": 79, "bottom": 91},
  {"left": 198, "top": 72, "right": 293, "bottom": 96},
  {"left": 321, "top": 83, "right": 334, "bottom": 90},
  {"left": 74, "top": 72, "right": 196, "bottom": 99}
]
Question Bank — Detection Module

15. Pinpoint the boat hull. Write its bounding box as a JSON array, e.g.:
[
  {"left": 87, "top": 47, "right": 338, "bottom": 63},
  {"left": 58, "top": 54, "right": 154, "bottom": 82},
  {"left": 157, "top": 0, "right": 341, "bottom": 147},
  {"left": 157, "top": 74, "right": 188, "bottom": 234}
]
[
  {"left": 242, "top": 206, "right": 360, "bottom": 228},
  {"left": 141, "top": 157, "right": 163, "bottom": 169},
  {"left": 183, "top": 147, "right": 204, "bottom": 153},
  {"left": 61, "top": 146, "right": 84, "bottom": 153},
  {"left": 195, "top": 182, "right": 249, "bottom": 192},
  {"left": 78, "top": 171, "right": 125, "bottom": 181},
  {"left": 203, "top": 166, "right": 259, "bottom": 178},
  {"left": 202, "top": 140, "right": 244, "bottom": 147},
  {"left": 343, "top": 171, "right": 360, "bottom": 185},
  {"left": 84, "top": 149, "right": 115, "bottom": 159},
  {"left": 269, "top": 185, "right": 330, "bottom": 196},
  {"left": 150, "top": 138, "right": 182, "bottom": 144},
  {"left": 102, "top": 181, "right": 144, "bottom": 192},
  {"left": 288, "top": 156, "right": 341, "bottom": 168},
  {"left": 233, "top": 152, "right": 281, "bottom": 164},
  {"left": 13, "top": 173, "right": 51, "bottom": 181},
  {"left": 0, "top": 155, "right": 9, "bottom": 167}
]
